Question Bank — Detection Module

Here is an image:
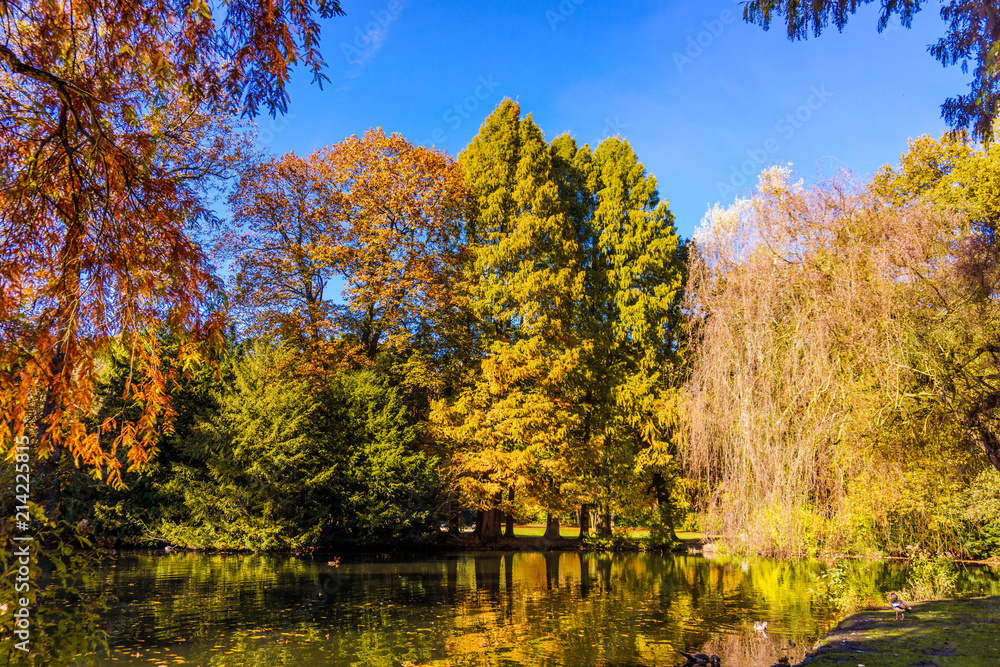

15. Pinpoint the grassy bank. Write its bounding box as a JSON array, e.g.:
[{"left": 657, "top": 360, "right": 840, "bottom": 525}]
[
  {"left": 446, "top": 525, "right": 703, "bottom": 550},
  {"left": 796, "top": 596, "right": 1000, "bottom": 666},
  {"left": 509, "top": 524, "right": 701, "bottom": 541}
]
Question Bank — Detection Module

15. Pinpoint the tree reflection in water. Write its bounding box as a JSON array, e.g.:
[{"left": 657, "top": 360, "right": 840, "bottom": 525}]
[{"left": 82, "top": 550, "right": 1000, "bottom": 667}]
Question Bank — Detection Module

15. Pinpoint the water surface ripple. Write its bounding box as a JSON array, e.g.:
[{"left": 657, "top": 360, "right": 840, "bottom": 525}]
[{"left": 84, "top": 551, "right": 1000, "bottom": 666}]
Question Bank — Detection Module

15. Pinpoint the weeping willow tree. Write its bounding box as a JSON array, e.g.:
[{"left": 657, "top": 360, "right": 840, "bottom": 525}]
[{"left": 683, "top": 153, "right": 997, "bottom": 558}]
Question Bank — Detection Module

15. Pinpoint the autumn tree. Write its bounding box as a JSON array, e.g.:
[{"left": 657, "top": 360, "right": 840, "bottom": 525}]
[
  {"left": 684, "top": 152, "right": 1000, "bottom": 557},
  {"left": 223, "top": 130, "right": 466, "bottom": 369},
  {"left": 685, "top": 170, "right": 892, "bottom": 557},
  {"left": 316, "top": 129, "right": 467, "bottom": 363},
  {"left": 224, "top": 152, "right": 340, "bottom": 355},
  {"left": 743, "top": 0, "right": 1000, "bottom": 142},
  {"left": 0, "top": 0, "right": 344, "bottom": 490},
  {"left": 871, "top": 135, "right": 1000, "bottom": 473},
  {"left": 433, "top": 101, "right": 687, "bottom": 543}
]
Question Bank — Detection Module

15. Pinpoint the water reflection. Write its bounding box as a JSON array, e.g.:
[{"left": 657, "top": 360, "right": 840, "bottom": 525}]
[{"left": 80, "top": 551, "right": 1000, "bottom": 667}]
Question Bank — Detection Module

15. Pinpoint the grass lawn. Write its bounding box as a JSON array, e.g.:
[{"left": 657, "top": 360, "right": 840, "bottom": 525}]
[
  {"left": 510, "top": 525, "right": 705, "bottom": 541},
  {"left": 676, "top": 530, "right": 704, "bottom": 541},
  {"left": 511, "top": 524, "right": 582, "bottom": 539},
  {"left": 799, "top": 596, "right": 1000, "bottom": 666}
]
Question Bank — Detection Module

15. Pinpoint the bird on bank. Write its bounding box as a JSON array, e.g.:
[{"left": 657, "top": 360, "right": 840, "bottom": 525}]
[
  {"left": 889, "top": 592, "right": 910, "bottom": 620},
  {"left": 753, "top": 620, "right": 768, "bottom": 633},
  {"left": 679, "top": 652, "right": 721, "bottom": 665}
]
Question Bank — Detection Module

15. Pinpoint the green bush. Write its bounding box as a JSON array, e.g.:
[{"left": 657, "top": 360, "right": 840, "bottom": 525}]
[
  {"left": 809, "top": 559, "right": 882, "bottom": 612},
  {"left": 961, "top": 469, "right": 1000, "bottom": 559},
  {"left": 583, "top": 531, "right": 631, "bottom": 551},
  {"left": 905, "top": 546, "right": 958, "bottom": 600},
  {"left": 336, "top": 370, "right": 439, "bottom": 541}
]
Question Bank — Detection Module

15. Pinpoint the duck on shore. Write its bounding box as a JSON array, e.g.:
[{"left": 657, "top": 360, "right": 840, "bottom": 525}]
[{"left": 889, "top": 592, "right": 910, "bottom": 620}]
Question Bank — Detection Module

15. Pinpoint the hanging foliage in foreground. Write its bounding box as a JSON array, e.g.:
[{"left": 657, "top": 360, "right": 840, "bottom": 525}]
[
  {"left": 0, "top": 0, "right": 343, "bottom": 489},
  {"left": 742, "top": 0, "right": 1000, "bottom": 143}
]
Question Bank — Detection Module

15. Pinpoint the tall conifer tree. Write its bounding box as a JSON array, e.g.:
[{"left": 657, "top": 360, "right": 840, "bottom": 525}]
[
  {"left": 433, "top": 101, "right": 587, "bottom": 538},
  {"left": 433, "top": 101, "right": 687, "bottom": 541}
]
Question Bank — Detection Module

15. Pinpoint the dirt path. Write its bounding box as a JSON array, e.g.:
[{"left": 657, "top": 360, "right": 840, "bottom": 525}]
[{"left": 795, "top": 596, "right": 1000, "bottom": 666}]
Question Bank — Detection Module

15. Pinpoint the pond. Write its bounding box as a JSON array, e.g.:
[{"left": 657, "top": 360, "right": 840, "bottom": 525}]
[{"left": 80, "top": 550, "right": 1000, "bottom": 667}]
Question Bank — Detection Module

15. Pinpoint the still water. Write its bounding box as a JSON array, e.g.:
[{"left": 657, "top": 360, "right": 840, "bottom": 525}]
[{"left": 84, "top": 550, "right": 1000, "bottom": 667}]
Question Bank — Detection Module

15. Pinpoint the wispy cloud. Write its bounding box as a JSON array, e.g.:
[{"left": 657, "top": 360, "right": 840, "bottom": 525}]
[{"left": 339, "top": 1, "right": 405, "bottom": 82}]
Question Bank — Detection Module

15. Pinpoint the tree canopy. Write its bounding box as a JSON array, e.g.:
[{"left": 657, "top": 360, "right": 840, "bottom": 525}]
[
  {"left": 0, "top": 0, "right": 343, "bottom": 487},
  {"left": 686, "top": 139, "right": 1000, "bottom": 557},
  {"left": 224, "top": 129, "right": 466, "bottom": 367}
]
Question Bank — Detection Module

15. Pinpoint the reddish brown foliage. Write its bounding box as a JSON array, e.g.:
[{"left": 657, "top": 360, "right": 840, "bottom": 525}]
[{"left": 0, "top": 0, "right": 342, "bottom": 487}]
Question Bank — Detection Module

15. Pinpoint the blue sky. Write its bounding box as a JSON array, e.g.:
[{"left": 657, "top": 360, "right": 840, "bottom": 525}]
[{"left": 260, "top": 0, "right": 968, "bottom": 240}]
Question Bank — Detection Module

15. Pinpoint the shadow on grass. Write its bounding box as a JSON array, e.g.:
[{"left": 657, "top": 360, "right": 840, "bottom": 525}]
[{"left": 798, "top": 596, "right": 1000, "bottom": 666}]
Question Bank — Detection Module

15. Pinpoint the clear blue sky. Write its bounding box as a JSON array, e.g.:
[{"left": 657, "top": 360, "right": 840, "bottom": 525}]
[{"left": 260, "top": 0, "right": 967, "bottom": 240}]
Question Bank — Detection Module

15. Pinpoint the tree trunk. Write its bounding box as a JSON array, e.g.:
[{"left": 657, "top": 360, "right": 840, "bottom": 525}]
[
  {"left": 577, "top": 502, "right": 591, "bottom": 539},
  {"left": 968, "top": 418, "right": 1000, "bottom": 473},
  {"left": 504, "top": 487, "right": 514, "bottom": 537},
  {"left": 650, "top": 472, "right": 679, "bottom": 545},
  {"left": 35, "top": 321, "right": 71, "bottom": 513},
  {"left": 473, "top": 492, "right": 503, "bottom": 542},
  {"left": 544, "top": 512, "right": 561, "bottom": 541},
  {"left": 36, "top": 207, "right": 85, "bottom": 513},
  {"left": 596, "top": 506, "right": 612, "bottom": 537},
  {"left": 445, "top": 500, "right": 461, "bottom": 535}
]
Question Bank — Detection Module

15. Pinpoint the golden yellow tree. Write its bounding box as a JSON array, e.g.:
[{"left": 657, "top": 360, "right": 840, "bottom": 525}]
[
  {"left": 317, "top": 129, "right": 467, "bottom": 362},
  {"left": 684, "top": 150, "right": 1000, "bottom": 557},
  {"left": 431, "top": 101, "right": 588, "bottom": 539},
  {"left": 224, "top": 152, "right": 341, "bottom": 350}
]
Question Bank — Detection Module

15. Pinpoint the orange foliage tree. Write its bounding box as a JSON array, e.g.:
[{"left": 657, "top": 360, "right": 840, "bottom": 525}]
[
  {"left": 223, "top": 152, "right": 340, "bottom": 350},
  {"left": 224, "top": 129, "right": 467, "bottom": 366},
  {"left": 0, "top": 0, "right": 343, "bottom": 491}
]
